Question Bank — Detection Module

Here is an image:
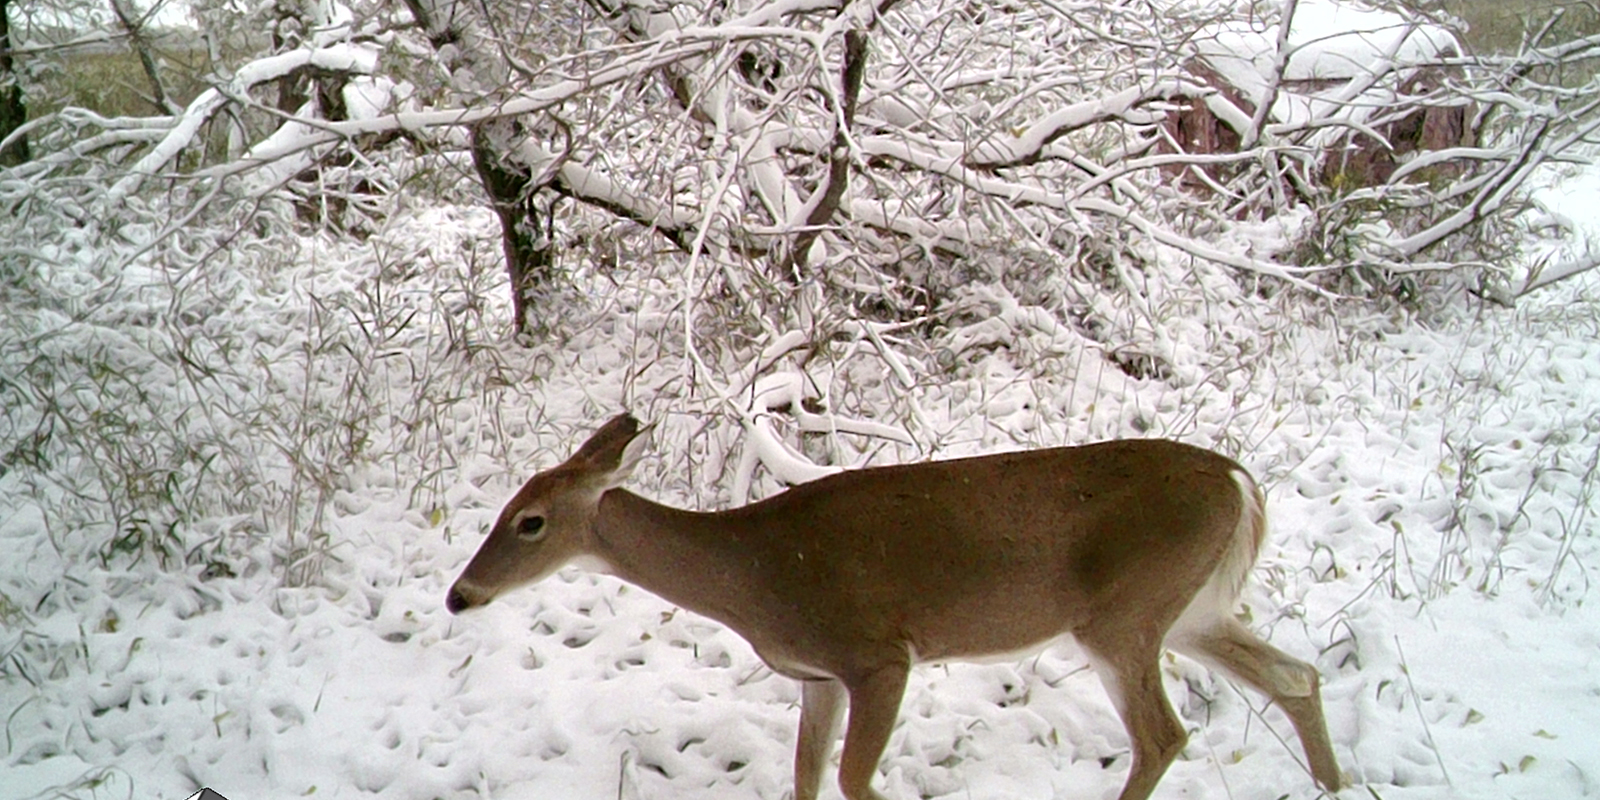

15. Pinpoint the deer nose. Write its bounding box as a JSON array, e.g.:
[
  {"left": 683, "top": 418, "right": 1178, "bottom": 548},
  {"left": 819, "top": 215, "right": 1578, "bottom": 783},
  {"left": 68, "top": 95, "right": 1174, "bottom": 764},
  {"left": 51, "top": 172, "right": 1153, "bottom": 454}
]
[{"left": 445, "top": 586, "right": 471, "bottom": 614}]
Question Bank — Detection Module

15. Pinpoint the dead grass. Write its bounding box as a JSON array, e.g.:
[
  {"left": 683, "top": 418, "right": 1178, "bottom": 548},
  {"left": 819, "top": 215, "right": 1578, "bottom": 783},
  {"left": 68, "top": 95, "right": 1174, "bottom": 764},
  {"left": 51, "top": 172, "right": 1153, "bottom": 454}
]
[
  {"left": 1407, "top": 0, "right": 1600, "bottom": 53},
  {"left": 31, "top": 35, "right": 213, "bottom": 119}
]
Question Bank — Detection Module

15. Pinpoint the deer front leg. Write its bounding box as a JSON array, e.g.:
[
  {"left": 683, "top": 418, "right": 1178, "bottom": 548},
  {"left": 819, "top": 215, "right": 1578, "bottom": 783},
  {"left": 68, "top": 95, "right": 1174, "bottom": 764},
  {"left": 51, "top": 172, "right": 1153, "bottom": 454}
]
[{"left": 796, "top": 678, "right": 847, "bottom": 800}]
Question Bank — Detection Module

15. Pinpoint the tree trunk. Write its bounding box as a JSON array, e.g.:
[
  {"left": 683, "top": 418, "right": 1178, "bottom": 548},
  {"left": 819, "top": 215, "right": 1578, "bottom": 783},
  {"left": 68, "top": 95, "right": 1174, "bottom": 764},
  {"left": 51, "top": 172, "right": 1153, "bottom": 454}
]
[
  {"left": 0, "top": 0, "right": 29, "bottom": 166},
  {"left": 472, "top": 122, "right": 555, "bottom": 338},
  {"left": 403, "top": 0, "right": 555, "bottom": 340}
]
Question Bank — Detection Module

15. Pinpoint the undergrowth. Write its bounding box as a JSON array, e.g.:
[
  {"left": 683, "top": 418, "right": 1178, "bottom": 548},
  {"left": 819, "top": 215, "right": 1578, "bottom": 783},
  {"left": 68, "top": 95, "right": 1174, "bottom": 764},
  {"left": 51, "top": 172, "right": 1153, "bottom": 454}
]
[
  {"left": 0, "top": 173, "right": 1595, "bottom": 687},
  {"left": 0, "top": 196, "right": 508, "bottom": 591}
]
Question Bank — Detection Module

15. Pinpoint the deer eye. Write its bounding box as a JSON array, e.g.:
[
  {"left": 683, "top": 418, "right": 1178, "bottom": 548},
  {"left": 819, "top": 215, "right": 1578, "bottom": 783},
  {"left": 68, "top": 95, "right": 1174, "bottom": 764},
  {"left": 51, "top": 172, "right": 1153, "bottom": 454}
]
[{"left": 515, "top": 515, "right": 546, "bottom": 541}]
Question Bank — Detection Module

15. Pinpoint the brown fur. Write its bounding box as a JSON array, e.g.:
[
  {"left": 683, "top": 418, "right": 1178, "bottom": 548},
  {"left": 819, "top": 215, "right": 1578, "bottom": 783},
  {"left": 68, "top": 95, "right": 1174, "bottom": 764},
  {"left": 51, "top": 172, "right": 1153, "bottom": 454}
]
[{"left": 447, "top": 414, "right": 1343, "bottom": 800}]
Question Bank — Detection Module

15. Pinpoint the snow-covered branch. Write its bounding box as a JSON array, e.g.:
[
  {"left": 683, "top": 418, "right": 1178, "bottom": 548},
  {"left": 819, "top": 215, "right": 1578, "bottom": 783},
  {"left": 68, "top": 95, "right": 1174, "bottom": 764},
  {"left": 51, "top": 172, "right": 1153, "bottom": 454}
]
[
  {"left": 99, "top": 43, "right": 381, "bottom": 209},
  {"left": 1519, "top": 253, "right": 1600, "bottom": 296},
  {"left": 964, "top": 80, "right": 1213, "bottom": 168},
  {"left": 13, "top": 0, "right": 1594, "bottom": 322}
]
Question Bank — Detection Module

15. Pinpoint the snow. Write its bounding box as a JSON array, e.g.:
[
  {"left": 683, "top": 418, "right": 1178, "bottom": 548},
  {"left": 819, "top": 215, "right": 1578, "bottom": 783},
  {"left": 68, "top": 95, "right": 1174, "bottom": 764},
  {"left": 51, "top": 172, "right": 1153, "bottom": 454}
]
[
  {"left": 5, "top": 159, "right": 1600, "bottom": 800},
  {"left": 1194, "top": 0, "right": 1461, "bottom": 127},
  {"left": 345, "top": 78, "right": 417, "bottom": 123}
]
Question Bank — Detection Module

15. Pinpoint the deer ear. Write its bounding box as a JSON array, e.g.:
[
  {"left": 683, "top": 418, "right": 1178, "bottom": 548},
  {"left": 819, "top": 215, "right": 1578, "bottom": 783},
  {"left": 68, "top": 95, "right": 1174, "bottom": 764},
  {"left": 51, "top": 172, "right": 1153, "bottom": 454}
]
[
  {"left": 571, "top": 414, "right": 652, "bottom": 489},
  {"left": 608, "top": 422, "right": 654, "bottom": 488}
]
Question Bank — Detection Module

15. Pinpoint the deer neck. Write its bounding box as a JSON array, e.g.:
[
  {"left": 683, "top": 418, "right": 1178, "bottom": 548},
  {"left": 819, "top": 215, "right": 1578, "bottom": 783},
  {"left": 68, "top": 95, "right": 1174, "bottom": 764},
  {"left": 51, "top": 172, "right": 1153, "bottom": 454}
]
[{"left": 591, "top": 488, "right": 761, "bottom": 627}]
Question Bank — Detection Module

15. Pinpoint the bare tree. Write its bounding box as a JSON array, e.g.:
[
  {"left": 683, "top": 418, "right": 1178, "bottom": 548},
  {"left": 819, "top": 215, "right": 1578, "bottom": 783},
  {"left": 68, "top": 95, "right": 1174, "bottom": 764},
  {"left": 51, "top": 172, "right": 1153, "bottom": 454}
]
[{"left": 5, "top": 0, "right": 1597, "bottom": 330}]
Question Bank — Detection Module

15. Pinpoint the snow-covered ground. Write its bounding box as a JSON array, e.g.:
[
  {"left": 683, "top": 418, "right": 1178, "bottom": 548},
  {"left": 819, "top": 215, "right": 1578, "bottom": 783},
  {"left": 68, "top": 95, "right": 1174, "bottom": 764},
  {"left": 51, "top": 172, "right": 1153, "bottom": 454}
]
[{"left": 4, "top": 159, "right": 1600, "bottom": 800}]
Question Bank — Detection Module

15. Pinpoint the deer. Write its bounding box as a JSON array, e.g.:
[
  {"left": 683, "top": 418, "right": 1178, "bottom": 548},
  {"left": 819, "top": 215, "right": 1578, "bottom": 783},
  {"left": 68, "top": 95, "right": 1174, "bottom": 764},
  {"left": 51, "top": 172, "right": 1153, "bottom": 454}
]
[{"left": 445, "top": 413, "right": 1344, "bottom": 800}]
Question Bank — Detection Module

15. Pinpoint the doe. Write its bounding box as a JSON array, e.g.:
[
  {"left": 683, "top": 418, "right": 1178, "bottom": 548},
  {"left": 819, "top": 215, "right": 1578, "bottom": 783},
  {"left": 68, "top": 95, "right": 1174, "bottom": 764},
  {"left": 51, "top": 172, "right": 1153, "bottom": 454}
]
[{"left": 445, "top": 413, "right": 1343, "bottom": 800}]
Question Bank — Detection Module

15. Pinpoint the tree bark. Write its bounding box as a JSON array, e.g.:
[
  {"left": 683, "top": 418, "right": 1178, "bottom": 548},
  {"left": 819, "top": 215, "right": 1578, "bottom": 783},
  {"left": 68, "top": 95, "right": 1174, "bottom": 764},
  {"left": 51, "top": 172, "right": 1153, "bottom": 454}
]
[
  {"left": 472, "top": 122, "right": 556, "bottom": 338},
  {"left": 788, "top": 27, "right": 869, "bottom": 275},
  {"left": 0, "top": 0, "right": 29, "bottom": 166},
  {"left": 404, "top": 0, "right": 555, "bottom": 340}
]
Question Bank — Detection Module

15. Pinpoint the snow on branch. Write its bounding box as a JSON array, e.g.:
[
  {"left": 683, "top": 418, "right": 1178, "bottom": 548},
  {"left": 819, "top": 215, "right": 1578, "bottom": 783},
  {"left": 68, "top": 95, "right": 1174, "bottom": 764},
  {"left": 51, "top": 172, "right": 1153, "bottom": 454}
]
[
  {"left": 555, "top": 160, "right": 703, "bottom": 251},
  {"left": 20, "top": 0, "right": 1594, "bottom": 318},
  {"left": 730, "top": 370, "right": 912, "bottom": 504},
  {"left": 98, "top": 43, "right": 381, "bottom": 210},
  {"left": 965, "top": 80, "right": 1213, "bottom": 168},
  {"left": 1519, "top": 253, "right": 1600, "bottom": 296},
  {"left": 198, "top": 31, "right": 756, "bottom": 179},
  {"left": 854, "top": 125, "right": 1318, "bottom": 283}
]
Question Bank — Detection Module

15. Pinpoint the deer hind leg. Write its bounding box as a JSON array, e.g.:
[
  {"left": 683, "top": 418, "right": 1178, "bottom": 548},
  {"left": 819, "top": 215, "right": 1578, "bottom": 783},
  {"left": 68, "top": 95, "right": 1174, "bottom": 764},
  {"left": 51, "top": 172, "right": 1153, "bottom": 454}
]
[
  {"left": 834, "top": 665, "right": 910, "bottom": 800},
  {"left": 1170, "top": 617, "right": 1343, "bottom": 792},
  {"left": 1081, "top": 640, "right": 1188, "bottom": 800},
  {"left": 795, "top": 678, "right": 847, "bottom": 800}
]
